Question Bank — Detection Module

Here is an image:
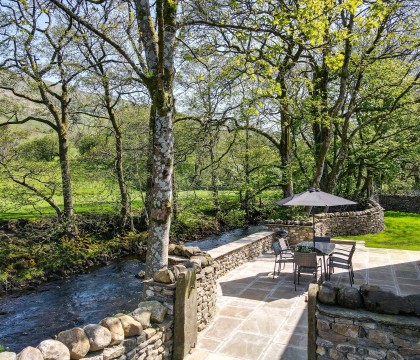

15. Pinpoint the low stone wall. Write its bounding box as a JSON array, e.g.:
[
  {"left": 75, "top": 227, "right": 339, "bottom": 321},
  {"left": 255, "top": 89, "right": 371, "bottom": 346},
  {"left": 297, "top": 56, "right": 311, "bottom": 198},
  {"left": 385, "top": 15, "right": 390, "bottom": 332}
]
[
  {"left": 379, "top": 195, "right": 420, "bottom": 214},
  {"left": 265, "top": 221, "right": 313, "bottom": 244},
  {"left": 266, "top": 201, "right": 384, "bottom": 238},
  {"left": 308, "top": 283, "right": 420, "bottom": 360},
  {"left": 0, "top": 303, "right": 173, "bottom": 360},
  {"left": 145, "top": 249, "right": 218, "bottom": 332},
  {"left": 315, "top": 200, "right": 384, "bottom": 236},
  {"left": 206, "top": 231, "right": 275, "bottom": 278},
  {"left": 147, "top": 232, "right": 274, "bottom": 332}
]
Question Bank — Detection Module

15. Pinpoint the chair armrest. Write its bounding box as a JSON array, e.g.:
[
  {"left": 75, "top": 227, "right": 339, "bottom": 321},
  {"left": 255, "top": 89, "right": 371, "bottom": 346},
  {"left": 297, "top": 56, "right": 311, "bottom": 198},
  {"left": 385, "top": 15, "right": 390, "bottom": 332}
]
[
  {"left": 330, "top": 250, "right": 351, "bottom": 257},
  {"left": 334, "top": 245, "right": 352, "bottom": 253}
]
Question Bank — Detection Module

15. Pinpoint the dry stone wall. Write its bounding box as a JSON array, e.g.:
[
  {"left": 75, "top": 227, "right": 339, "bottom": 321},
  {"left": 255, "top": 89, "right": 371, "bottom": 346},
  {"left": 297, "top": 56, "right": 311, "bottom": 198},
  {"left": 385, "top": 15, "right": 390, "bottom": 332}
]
[
  {"left": 0, "top": 302, "right": 173, "bottom": 360},
  {"left": 206, "top": 231, "right": 275, "bottom": 278},
  {"left": 265, "top": 221, "right": 313, "bottom": 245},
  {"left": 308, "top": 283, "right": 420, "bottom": 360},
  {"left": 147, "top": 232, "right": 274, "bottom": 332},
  {"left": 379, "top": 195, "right": 420, "bottom": 214},
  {"left": 315, "top": 201, "right": 384, "bottom": 236},
  {"left": 266, "top": 201, "right": 384, "bottom": 239},
  {"left": 145, "top": 245, "right": 218, "bottom": 332}
]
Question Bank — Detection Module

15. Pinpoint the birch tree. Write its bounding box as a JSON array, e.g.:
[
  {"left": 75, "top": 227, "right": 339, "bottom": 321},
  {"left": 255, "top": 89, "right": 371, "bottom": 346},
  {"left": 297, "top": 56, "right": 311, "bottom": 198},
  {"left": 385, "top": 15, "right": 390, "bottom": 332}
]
[{"left": 48, "top": 0, "right": 178, "bottom": 277}]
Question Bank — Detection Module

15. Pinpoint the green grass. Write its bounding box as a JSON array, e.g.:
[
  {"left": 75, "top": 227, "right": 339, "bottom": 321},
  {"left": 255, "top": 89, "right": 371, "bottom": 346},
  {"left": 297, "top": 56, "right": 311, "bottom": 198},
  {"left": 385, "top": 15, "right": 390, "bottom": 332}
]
[{"left": 336, "top": 211, "right": 420, "bottom": 251}]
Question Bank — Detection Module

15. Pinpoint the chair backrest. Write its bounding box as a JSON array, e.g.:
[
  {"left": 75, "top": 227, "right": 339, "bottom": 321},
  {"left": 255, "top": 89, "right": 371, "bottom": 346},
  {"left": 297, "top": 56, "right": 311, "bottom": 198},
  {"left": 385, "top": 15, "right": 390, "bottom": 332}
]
[
  {"left": 314, "top": 236, "right": 331, "bottom": 243},
  {"left": 348, "top": 243, "right": 356, "bottom": 261},
  {"left": 294, "top": 252, "right": 317, "bottom": 268},
  {"left": 334, "top": 243, "right": 356, "bottom": 264},
  {"left": 272, "top": 241, "right": 282, "bottom": 256},
  {"left": 278, "top": 237, "right": 289, "bottom": 250}
]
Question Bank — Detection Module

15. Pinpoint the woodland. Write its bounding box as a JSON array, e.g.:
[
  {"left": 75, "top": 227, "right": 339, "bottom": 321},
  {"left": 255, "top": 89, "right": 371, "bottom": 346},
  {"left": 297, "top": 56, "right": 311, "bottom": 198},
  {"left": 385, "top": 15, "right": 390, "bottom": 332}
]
[{"left": 0, "top": 0, "right": 419, "bottom": 285}]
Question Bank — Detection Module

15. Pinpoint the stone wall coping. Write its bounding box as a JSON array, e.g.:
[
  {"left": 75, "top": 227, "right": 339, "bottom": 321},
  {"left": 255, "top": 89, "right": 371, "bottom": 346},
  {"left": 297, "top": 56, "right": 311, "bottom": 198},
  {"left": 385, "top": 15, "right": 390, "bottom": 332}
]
[
  {"left": 206, "top": 231, "right": 274, "bottom": 260},
  {"left": 317, "top": 302, "right": 420, "bottom": 328}
]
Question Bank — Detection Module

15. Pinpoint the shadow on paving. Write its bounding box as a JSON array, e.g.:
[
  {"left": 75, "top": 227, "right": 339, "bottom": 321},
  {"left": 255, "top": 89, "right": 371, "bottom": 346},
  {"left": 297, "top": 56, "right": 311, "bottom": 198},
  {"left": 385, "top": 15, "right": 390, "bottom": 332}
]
[{"left": 214, "top": 258, "right": 420, "bottom": 360}]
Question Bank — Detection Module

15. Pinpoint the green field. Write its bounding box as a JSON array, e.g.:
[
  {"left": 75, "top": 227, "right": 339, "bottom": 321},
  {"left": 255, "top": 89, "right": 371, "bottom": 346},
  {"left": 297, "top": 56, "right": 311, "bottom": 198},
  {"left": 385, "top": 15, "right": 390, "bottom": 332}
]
[
  {"left": 336, "top": 211, "right": 420, "bottom": 251},
  {"left": 0, "top": 182, "right": 284, "bottom": 220}
]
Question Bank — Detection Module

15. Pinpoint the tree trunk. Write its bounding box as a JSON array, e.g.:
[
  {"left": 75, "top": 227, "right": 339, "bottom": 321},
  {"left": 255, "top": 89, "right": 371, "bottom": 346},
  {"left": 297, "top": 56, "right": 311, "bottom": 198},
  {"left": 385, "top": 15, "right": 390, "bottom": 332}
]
[
  {"left": 114, "top": 131, "right": 129, "bottom": 224},
  {"left": 209, "top": 140, "right": 219, "bottom": 213},
  {"left": 144, "top": 105, "right": 154, "bottom": 221},
  {"left": 145, "top": 96, "right": 175, "bottom": 278},
  {"left": 57, "top": 129, "right": 77, "bottom": 238},
  {"left": 103, "top": 77, "right": 129, "bottom": 227},
  {"left": 280, "top": 124, "right": 293, "bottom": 197},
  {"left": 312, "top": 124, "right": 333, "bottom": 189},
  {"left": 244, "top": 126, "right": 250, "bottom": 221}
]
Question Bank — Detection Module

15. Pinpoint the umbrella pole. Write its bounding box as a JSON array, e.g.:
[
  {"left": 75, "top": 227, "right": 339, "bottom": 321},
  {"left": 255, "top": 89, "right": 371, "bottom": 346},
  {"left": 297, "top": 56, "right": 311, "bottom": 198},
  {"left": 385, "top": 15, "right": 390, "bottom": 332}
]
[{"left": 313, "top": 212, "right": 316, "bottom": 250}]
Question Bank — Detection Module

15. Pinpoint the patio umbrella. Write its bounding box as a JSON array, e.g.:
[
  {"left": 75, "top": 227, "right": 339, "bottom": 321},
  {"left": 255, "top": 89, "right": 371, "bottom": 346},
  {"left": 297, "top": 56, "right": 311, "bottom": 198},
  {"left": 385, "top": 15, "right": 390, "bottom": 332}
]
[{"left": 277, "top": 188, "right": 357, "bottom": 248}]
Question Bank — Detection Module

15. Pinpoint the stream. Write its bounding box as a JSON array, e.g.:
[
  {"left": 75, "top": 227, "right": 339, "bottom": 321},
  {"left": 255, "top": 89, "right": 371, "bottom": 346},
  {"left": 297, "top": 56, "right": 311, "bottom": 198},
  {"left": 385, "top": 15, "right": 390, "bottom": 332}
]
[{"left": 0, "top": 225, "right": 267, "bottom": 352}]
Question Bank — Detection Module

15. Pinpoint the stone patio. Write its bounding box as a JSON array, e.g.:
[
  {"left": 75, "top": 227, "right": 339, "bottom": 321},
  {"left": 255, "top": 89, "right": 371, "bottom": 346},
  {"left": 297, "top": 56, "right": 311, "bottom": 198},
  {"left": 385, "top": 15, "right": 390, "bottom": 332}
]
[{"left": 185, "top": 242, "right": 420, "bottom": 360}]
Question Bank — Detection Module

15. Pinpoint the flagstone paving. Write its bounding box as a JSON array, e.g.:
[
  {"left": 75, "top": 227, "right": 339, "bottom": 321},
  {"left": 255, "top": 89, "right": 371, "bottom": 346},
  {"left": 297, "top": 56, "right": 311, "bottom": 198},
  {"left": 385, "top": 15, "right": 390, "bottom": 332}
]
[{"left": 185, "top": 242, "right": 420, "bottom": 360}]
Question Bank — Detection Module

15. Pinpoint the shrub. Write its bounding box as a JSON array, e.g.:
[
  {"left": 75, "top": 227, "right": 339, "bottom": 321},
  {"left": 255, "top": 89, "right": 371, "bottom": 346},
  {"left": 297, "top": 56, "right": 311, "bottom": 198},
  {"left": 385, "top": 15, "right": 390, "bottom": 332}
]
[{"left": 17, "top": 134, "right": 58, "bottom": 161}]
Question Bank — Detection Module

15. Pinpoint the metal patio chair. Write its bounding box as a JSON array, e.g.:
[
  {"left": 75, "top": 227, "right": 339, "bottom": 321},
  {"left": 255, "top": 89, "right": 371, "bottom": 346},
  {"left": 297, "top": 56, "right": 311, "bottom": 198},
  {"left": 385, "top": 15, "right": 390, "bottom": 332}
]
[
  {"left": 314, "top": 236, "right": 331, "bottom": 243},
  {"left": 293, "top": 252, "right": 322, "bottom": 290},
  {"left": 272, "top": 239, "right": 294, "bottom": 278},
  {"left": 328, "top": 243, "right": 356, "bottom": 286}
]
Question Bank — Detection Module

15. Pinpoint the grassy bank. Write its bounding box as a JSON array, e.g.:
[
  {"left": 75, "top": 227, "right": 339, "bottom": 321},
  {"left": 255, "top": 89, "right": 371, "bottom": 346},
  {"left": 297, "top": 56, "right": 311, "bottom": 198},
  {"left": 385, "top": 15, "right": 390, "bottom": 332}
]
[
  {"left": 0, "top": 230, "right": 148, "bottom": 293},
  {"left": 336, "top": 211, "right": 420, "bottom": 251}
]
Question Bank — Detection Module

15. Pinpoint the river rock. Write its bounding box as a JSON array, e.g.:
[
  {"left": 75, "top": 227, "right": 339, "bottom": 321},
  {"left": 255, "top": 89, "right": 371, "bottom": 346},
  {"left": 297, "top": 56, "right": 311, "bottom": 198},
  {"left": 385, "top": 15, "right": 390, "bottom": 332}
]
[
  {"left": 130, "top": 309, "right": 151, "bottom": 328},
  {"left": 153, "top": 268, "right": 175, "bottom": 284},
  {"left": 83, "top": 324, "right": 112, "bottom": 351},
  {"left": 171, "top": 264, "right": 190, "bottom": 280},
  {"left": 168, "top": 244, "right": 177, "bottom": 255},
  {"left": 185, "top": 260, "right": 201, "bottom": 273},
  {"left": 57, "top": 328, "right": 90, "bottom": 359},
  {"left": 182, "top": 246, "right": 200, "bottom": 258},
  {"left": 360, "top": 285, "right": 413, "bottom": 315},
  {"left": 318, "top": 282, "right": 338, "bottom": 305},
  {"left": 170, "top": 265, "right": 180, "bottom": 280},
  {"left": 190, "top": 255, "right": 209, "bottom": 267},
  {"left": 99, "top": 317, "right": 125, "bottom": 345},
  {"left": 0, "top": 352, "right": 16, "bottom": 360},
  {"left": 175, "top": 264, "right": 187, "bottom": 272},
  {"left": 173, "top": 245, "right": 185, "bottom": 256},
  {"left": 337, "top": 286, "right": 363, "bottom": 309},
  {"left": 117, "top": 315, "right": 143, "bottom": 337},
  {"left": 137, "top": 300, "right": 167, "bottom": 323},
  {"left": 17, "top": 347, "right": 43, "bottom": 360},
  {"left": 37, "top": 340, "right": 70, "bottom": 360},
  {"left": 135, "top": 270, "right": 145, "bottom": 279}
]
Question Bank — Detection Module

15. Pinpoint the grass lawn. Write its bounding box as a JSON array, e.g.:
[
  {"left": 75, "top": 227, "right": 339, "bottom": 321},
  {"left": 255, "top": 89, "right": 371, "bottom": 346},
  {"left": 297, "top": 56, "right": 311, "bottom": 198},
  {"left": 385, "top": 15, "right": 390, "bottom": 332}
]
[{"left": 336, "top": 211, "right": 420, "bottom": 251}]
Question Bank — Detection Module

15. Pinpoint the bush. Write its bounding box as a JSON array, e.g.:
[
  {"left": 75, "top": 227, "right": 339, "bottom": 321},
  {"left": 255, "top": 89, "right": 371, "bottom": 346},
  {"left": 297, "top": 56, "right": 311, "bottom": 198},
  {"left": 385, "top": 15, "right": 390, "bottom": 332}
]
[
  {"left": 171, "top": 209, "right": 218, "bottom": 240},
  {"left": 17, "top": 134, "right": 58, "bottom": 161},
  {"left": 220, "top": 209, "right": 246, "bottom": 228}
]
